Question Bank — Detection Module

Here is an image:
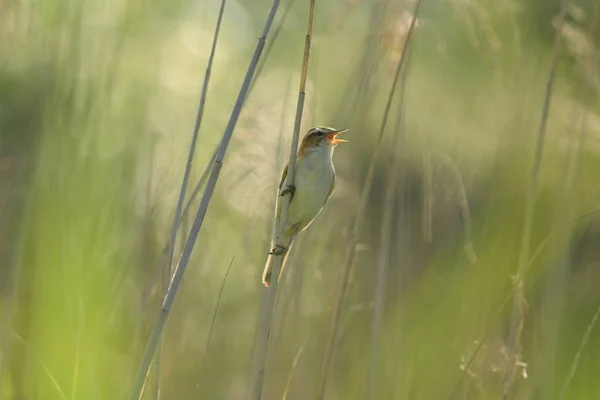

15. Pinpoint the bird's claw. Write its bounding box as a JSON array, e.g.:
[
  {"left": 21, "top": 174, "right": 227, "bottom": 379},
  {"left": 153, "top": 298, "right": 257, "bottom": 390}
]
[
  {"left": 280, "top": 184, "right": 296, "bottom": 199},
  {"left": 269, "top": 245, "right": 289, "bottom": 256}
]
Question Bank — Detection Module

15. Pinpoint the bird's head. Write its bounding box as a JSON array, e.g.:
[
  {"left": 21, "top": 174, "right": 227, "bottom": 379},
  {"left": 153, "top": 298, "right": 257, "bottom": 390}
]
[{"left": 299, "top": 126, "right": 349, "bottom": 154}]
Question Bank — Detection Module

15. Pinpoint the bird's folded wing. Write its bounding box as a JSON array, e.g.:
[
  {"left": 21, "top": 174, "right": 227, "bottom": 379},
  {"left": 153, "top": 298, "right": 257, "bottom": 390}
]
[
  {"left": 274, "top": 164, "right": 288, "bottom": 226},
  {"left": 279, "top": 164, "right": 288, "bottom": 191}
]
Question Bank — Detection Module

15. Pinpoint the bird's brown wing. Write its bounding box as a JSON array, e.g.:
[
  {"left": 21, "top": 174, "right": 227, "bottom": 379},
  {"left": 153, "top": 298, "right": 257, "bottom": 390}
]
[
  {"left": 275, "top": 164, "right": 288, "bottom": 221},
  {"left": 279, "top": 164, "right": 288, "bottom": 190}
]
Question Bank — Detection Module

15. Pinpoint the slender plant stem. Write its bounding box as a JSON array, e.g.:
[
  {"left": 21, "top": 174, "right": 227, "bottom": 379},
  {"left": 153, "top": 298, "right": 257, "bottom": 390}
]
[
  {"left": 558, "top": 301, "right": 600, "bottom": 399},
  {"left": 556, "top": 2, "right": 600, "bottom": 397},
  {"left": 140, "top": 147, "right": 217, "bottom": 316},
  {"left": 195, "top": 256, "right": 235, "bottom": 398},
  {"left": 334, "top": 0, "right": 388, "bottom": 123},
  {"left": 154, "top": 297, "right": 163, "bottom": 400},
  {"left": 250, "top": 0, "right": 298, "bottom": 95},
  {"left": 0, "top": 176, "right": 33, "bottom": 397},
  {"left": 447, "top": 207, "right": 600, "bottom": 400},
  {"left": 121, "top": 135, "right": 156, "bottom": 400},
  {"left": 146, "top": 3, "right": 227, "bottom": 393},
  {"left": 11, "top": 333, "right": 68, "bottom": 400},
  {"left": 179, "top": 148, "right": 218, "bottom": 226},
  {"left": 143, "top": 0, "right": 291, "bottom": 310},
  {"left": 281, "top": 345, "right": 305, "bottom": 400},
  {"left": 432, "top": 153, "right": 476, "bottom": 263},
  {"left": 140, "top": 133, "right": 161, "bottom": 400},
  {"left": 145, "top": 0, "right": 285, "bottom": 299},
  {"left": 269, "top": 74, "right": 299, "bottom": 339},
  {"left": 166, "top": 0, "right": 227, "bottom": 277},
  {"left": 252, "top": 2, "right": 315, "bottom": 399},
  {"left": 390, "top": 48, "right": 413, "bottom": 399},
  {"left": 154, "top": 0, "right": 227, "bottom": 384},
  {"left": 503, "top": 1, "right": 568, "bottom": 397},
  {"left": 366, "top": 52, "right": 409, "bottom": 400},
  {"left": 422, "top": 152, "right": 433, "bottom": 243},
  {"left": 316, "top": 3, "right": 423, "bottom": 398},
  {"left": 534, "top": 99, "right": 588, "bottom": 398},
  {"left": 129, "top": 2, "right": 282, "bottom": 397},
  {"left": 244, "top": 54, "right": 293, "bottom": 400}
]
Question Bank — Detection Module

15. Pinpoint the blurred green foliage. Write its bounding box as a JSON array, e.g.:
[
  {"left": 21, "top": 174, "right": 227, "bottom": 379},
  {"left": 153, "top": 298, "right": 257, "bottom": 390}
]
[{"left": 1, "top": 0, "right": 600, "bottom": 399}]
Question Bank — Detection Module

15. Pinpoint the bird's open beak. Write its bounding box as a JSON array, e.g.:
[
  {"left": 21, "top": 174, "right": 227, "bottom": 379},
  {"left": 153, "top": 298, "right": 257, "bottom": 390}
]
[{"left": 327, "top": 128, "right": 349, "bottom": 144}]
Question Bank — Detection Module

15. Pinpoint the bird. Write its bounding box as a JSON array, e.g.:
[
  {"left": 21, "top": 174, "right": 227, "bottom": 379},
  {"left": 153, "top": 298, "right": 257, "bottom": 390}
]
[{"left": 262, "top": 126, "right": 348, "bottom": 287}]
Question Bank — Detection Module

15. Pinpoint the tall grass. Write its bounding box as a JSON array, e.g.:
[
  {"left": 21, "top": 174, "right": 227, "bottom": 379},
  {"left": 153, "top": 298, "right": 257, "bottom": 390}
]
[
  {"left": 2, "top": 0, "right": 600, "bottom": 399},
  {"left": 504, "top": 1, "right": 568, "bottom": 396},
  {"left": 251, "top": 1, "right": 315, "bottom": 399},
  {"left": 129, "top": 0, "right": 282, "bottom": 398}
]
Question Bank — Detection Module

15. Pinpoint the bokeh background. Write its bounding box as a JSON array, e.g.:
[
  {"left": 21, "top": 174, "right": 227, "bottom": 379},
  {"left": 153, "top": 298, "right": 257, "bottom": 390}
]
[{"left": 1, "top": 0, "right": 600, "bottom": 399}]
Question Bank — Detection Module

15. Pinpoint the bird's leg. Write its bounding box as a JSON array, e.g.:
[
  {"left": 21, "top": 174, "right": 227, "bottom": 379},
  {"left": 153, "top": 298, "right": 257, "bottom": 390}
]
[
  {"left": 269, "top": 244, "right": 289, "bottom": 256},
  {"left": 280, "top": 184, "right": 296, "bottom": 200}
]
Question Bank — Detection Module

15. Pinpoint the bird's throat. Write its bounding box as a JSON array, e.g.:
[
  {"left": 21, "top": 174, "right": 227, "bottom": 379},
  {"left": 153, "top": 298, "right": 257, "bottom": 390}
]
[{"left": 298, "top": 144, "right": 334, "bottom": 160}]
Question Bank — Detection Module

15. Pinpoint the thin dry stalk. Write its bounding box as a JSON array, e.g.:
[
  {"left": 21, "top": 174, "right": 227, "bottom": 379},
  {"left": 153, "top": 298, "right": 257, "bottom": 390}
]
[
  {"left": 0, "top": 187, "right": 32, "bottom": 396},
  {"left": 180, "top": 149, "right": 218, "bottom": 224},
  {"left": 242, "top": 79, "right": 291, "bottom": 397},
  {"left": 367, "top": 52, "right": 409, "bottom": 400},
  {"left": 274, "top": 233, "right": 307, "bottom": 341},
  {"left": 251, "top": 2, "right": 316, "bottom": 399},
  {"left": 195, "top": 256, "right": 235, "bottom": 398},
  {"left": 253, "top": 75, "right": 293, "bottom": 349},
  {"left": 250, "top": 0, "right": 298, "bottom": 95},
  {"left": 534, "top": 106, "right": 588, "bottom": 398},
  {"left": 166, "top": 0, "right": 227, "bottom": 276},
  {"left": 145, "top": 1, "right": 227, "bottom": 386},
  {"left": 136, "top": 143, "right": 214, "bottom": 392},
  {"left": 281, "top": 345, "right": 305, "bottom": 400},
  {"left": 120, "top": 136, "right": 157, "bottom": 400},
  {"left": 316, "top": 2, "right": 423, "bottom": 397},
  {"left": 448, "top": 207, "right": 600, "bottom": 400},
  {"left": 334, "top": 1, "right": 389, "bottom": 123},
  {"left": 11, "top": 333, "right": 68, "bottom": 400},
  {"left": 558, "top": 301, "right": 600, "bottom": 399},
  {"left": 139, "top": 147, "right": 217, "bottom": 317},
  {"left": 141, "top": 136, "right": 161, "bottom": 400},
  {"left": 433, "top": 153, "right": 477, "bottom": 263},
  {"left": 153, "top": 343, "right": 161, "bottom": 399},
  {"left": 503, "top": 1, "right": 569, "bottom": 397},
  {"left": 422, "top": 152, "right": 433, "bottom": 243},
  {"left": 556, "top": 2, "right": 600, "bottom": 397},
  {"left": 128, "top": 2, "right": 282, "bottom": 398},
  {"left": 143, "top": 0, "right": 291, "bottom": 306}
]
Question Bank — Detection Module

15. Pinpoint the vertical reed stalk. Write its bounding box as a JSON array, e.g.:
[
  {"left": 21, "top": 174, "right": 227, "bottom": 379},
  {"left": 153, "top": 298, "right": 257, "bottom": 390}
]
[
  {"left": 0, "top": 184, "right": 32, "bottom": 397},
  {"left": 281, "top": 346, "right": 305, "bottom": 400},
  {"left": 251, "top": 2, "right": 316, "bottom": 399},
  {"left": 165, "top": 0, "right": 227, "bottom": 271},
  {"left": 556, "top": 1, "right": 600, "bottom": 397},
  {"left": 129, "top": 2, "right": 282, "bottom": 398},
  {"left": 558, "top": 302, "right": 600, "bottom": 399},
  {"left": 316, "top": 3, "right": 423, "bottom": 397},
  {"left": 503, "top": 1, "right": 568, "bottom": 397},
  {"left": 367, "top": 46, "right": 410, "bottom": 400},
  {"left": 195, "top": 256, "right": 235, "bottom": 398},
  {"left": 153, "top": 2, "right": 227, "bottom": 393},
  {"left": 448, "top": 207, "right": 600, "bottom": 399}
]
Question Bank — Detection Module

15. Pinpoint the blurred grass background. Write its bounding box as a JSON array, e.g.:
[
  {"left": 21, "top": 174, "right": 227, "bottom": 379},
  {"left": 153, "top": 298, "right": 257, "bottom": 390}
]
[{"left": 1, "top": 0, "right": 600, "bottom": 399}]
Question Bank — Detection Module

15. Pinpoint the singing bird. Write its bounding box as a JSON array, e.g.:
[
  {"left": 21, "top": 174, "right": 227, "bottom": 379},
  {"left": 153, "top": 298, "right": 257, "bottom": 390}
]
[{"left": 262, "top": 126, "right": 348, "bottom": 287}]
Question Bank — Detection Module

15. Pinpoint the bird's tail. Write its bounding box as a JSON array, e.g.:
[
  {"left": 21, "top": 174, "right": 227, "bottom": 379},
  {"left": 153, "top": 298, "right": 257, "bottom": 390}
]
[{"left": 262, "top": 237, "right": 294, "bottom": 287}]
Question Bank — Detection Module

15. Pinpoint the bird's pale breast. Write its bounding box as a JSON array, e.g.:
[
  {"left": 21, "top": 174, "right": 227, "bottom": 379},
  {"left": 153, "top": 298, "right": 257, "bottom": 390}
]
[{"left": 286, "top": 149, "right": 335, "bottom": 231}]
